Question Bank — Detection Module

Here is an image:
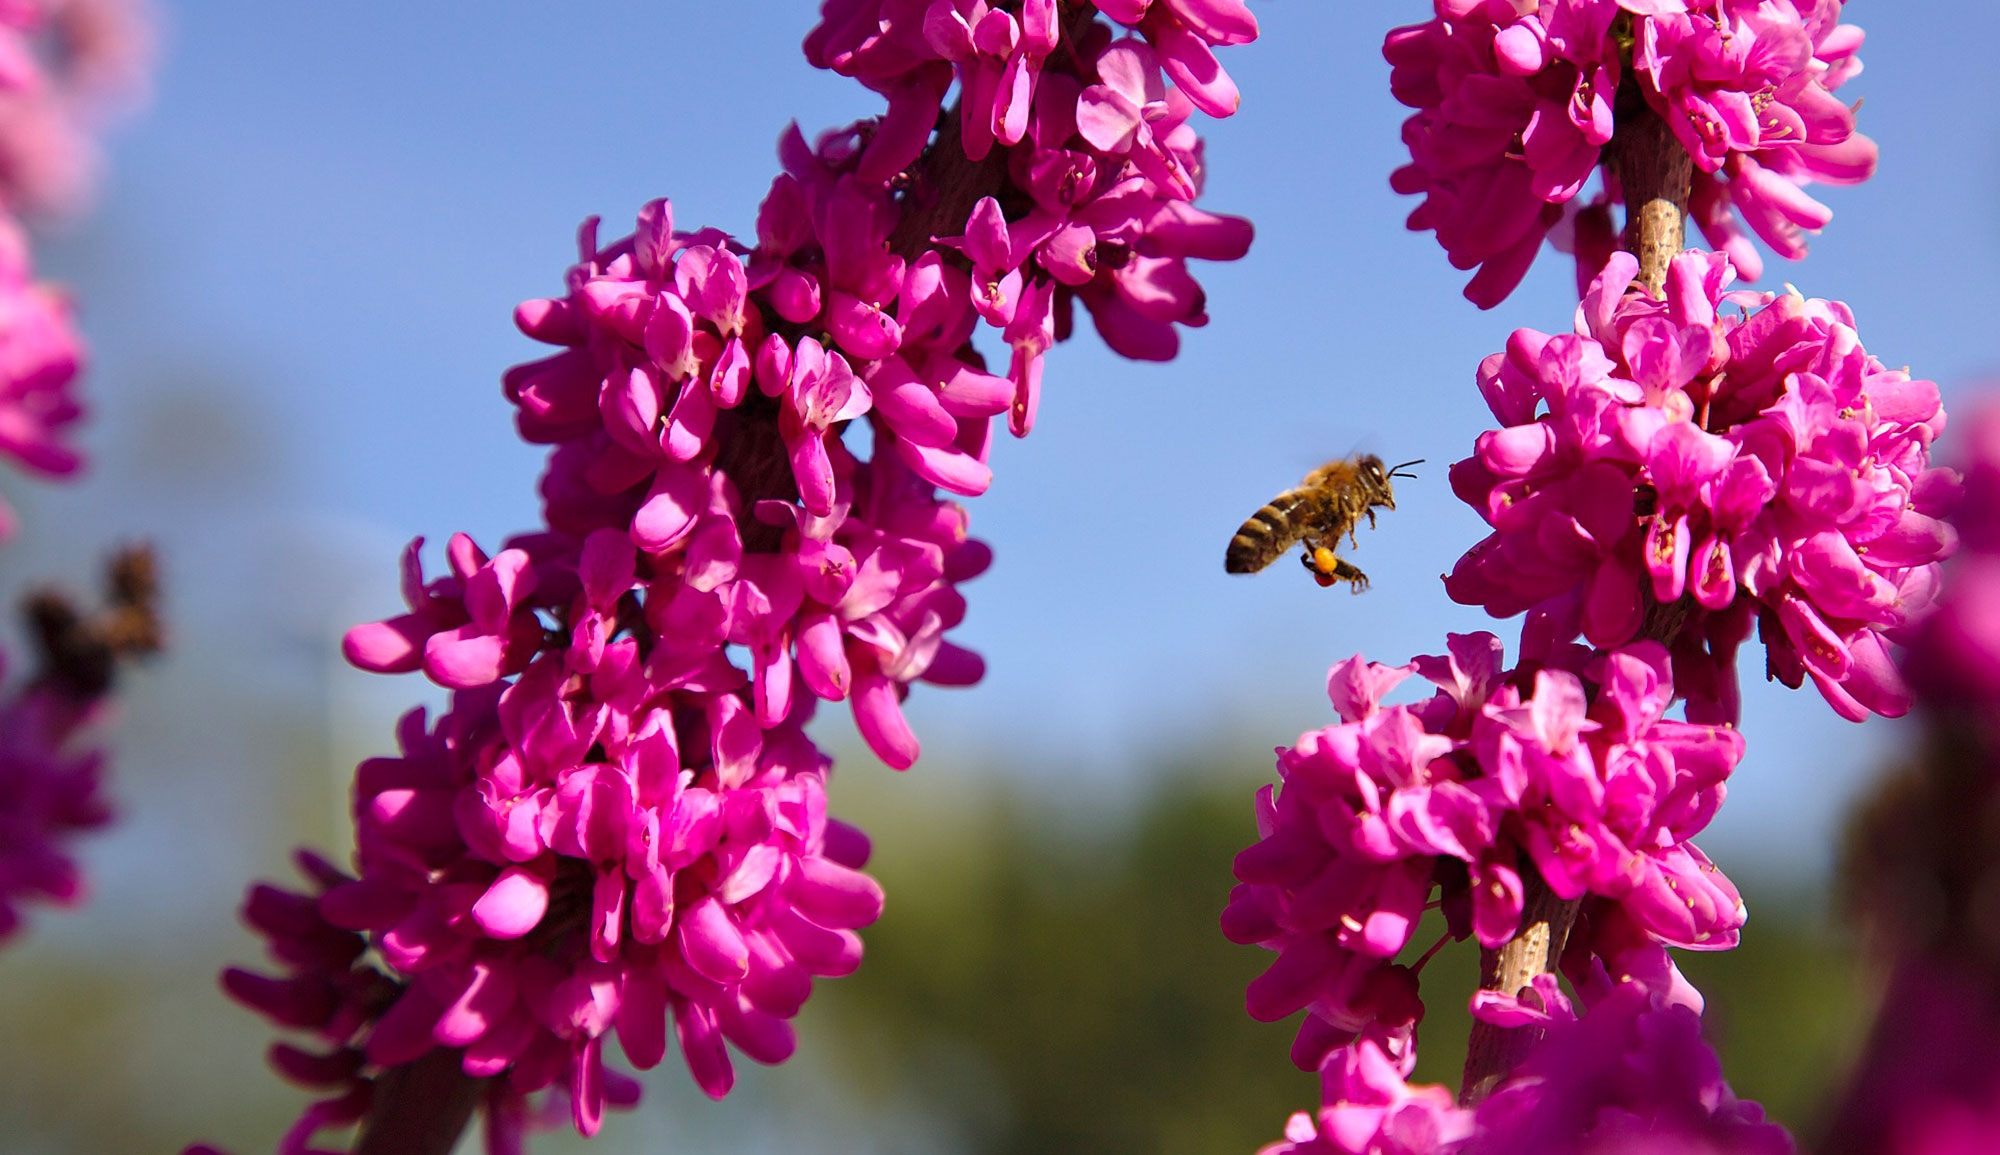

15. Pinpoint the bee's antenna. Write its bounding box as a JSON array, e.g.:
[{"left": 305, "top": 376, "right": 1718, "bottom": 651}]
[{"left": 1388, "top": 458, "right": 1425, "bottom": 479}]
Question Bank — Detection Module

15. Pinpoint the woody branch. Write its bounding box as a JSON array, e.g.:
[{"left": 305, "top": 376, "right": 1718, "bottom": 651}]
[{"left": 1458, "top": 79, "right": 1693, "bottom": 1108}]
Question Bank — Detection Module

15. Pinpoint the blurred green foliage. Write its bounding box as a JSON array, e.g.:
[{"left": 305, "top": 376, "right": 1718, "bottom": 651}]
[
  {"left": 816, "top": 766, "right": 1317, "bottom": 1155},
  {"left": 816, "top": 752, "right": 1880, "bottom": 1154}
]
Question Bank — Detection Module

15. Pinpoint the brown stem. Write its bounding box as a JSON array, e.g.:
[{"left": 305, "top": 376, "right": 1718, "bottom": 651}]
[
  {"left": 713, "top": 395, "right": 799, "bottom": 554},
  {"left": 887, "top": 107, "right": 1013, "bottom": 266},
  {"left": 1458, "top": 861, "right": 1582, "bottom": 1105},
  {"left": 885, "top": 1, "right": 1101, "bottom": 265},
  {"left": 1459, "top": 594, "right": 1699, "bottom": 1105},
  {"left": 1610, "top": 89, "right": 1693, "bottom": 296},
  {"left": 352, "top": 1049, "right": 489, "bottom": 1155},
  {"left": 1459, "top": 97, "right": 1694, "bottom": 1105}
]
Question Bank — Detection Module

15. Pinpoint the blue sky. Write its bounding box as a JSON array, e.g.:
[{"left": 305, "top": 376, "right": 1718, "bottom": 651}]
[{"left": 22, "top": 0, "right": 2000, "bottom": 921}]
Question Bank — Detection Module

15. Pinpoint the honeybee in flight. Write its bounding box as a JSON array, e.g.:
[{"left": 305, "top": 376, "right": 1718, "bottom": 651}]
[{"left": 1224, "top": 455, "right": 1422, "bottom": 592}]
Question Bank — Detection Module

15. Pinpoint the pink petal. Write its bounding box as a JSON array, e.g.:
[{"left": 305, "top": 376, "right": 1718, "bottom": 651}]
[{"left": 473, "top": 866, "right": 553, "bottom": 939}]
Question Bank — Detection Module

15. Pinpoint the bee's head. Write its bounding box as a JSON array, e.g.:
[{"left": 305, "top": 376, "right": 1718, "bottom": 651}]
[{"left": 1356, "top": 455, "right": 1393, "bottom": 508}]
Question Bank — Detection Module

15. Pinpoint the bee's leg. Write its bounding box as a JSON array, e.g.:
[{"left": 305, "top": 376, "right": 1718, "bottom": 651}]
[
  {"left": 1316, "top": 552, "right": 1369, "bottom": 594},
  {"left": 1307, "top": 545, "right": 1369, "bottom": 592}
]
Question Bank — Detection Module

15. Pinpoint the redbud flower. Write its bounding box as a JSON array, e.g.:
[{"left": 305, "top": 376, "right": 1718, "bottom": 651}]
[
  {"left": 1257, "top": 1033, "right": 1473, "bottom": 1155},
  {"left": 213, "top": 851, "right": 643, "bottom": 1155},
  {"left": 810, "top": 0, "right": 1257, "bottom": 126},
  {"left": 1902, "top": 398, "right": 2000, "bottom": 711},
  {"left": 924, "top": 0, "right": 1060, "bottom": 159},
  {"left": 1639, "top": 1, "right": 1874, "bottom": 282},
  {"left": 805, "top": 0, "right": 1254, "bottom": 373},
  {"left": 1386, "top": 0, "right": 1874, "bottom": 305},
  {"left": 1385, "top": 5, "right": 1618, "bottom": 308},
  {"left": 0, "top": 0, "right": 152, "bottom": 219},
  {"left": 224, "top": 688, "right": 878, "bottom": 1144},
  {"left": 1447, "top": 251, "right": 1953, "bottom": 722},
  {"left": 0, "top": 660, "right": 108, "bottom": 941},
  {"left": 1259, "top": 974, "right": 1783, "bottom": 1155},
  {"left": 1828, "top": 393, "right": 2000, "bottom": 1154},
  {"left": 1472, "top": 642, "right": 1747, "bottom": 951},
  {"left": 1092, "top": 0, "right": 1257, "bottom": 117},
  {"left": 1225, "top": 633, "right": 1744, "bottom": 1071},
  {"left": 1471, "top": 983, "right": 1793, "bottom": 1155},
  {"left": 1077, "top": 36, "right": 1199, "bottom": 200}
]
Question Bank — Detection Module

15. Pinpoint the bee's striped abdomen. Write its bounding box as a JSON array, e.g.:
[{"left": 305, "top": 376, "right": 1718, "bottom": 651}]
[{"left": 1225, "top": 489, "right": 1306, "bottom": 574}]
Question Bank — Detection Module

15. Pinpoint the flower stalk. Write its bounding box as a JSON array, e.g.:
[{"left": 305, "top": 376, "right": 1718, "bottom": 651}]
[
  {"left": 885, "top": 0, "right": 1101, "bottom": 265},
  {"left": 1456, "top": 74, "right": 1697, "bottom": 1111},
  {"left": 1458, "top": 868, "right": 1580, "bottom": 1106},
  {"left": 1612, "top": 86, "right": 1694, "bottom": 298},
  {"left": 353, "top": 1050, "right": 487, "bottom": 1155}
]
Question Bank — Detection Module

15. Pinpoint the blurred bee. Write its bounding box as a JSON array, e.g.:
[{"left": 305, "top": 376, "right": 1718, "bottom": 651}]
[{"left": 1224, "top": 455, "right": 1422, "bottom": 592}]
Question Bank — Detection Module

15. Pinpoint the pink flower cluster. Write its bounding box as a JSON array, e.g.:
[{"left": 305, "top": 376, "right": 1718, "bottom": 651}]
[
  {"left": 237, "top": 511, "right": 890, "bottom": 1146},
  {"left": 1903, "top": 397, "right": 2000, "bottom": 711},
  {"left": 805, "top": 0, "right": 1255, "bottom": 364},
  {"left": 1471, "top": 980, "right": 1790, "bottom": 1155},
  {"left": 0, "top": 0, "right": 147, "bottom": 215},
  {"left": 1385, "top": 0, "right": 1873, "bottom": 306},
  {"left": 1818, "top": 956, "right": 2000, "bottom": 1155},
  {"left": 0, "top": 657, "right": 110, "bottom": 941},
  {"left": 1258, "top": 1032, "right": 1473, "bottom": 1155},
  {"left": 1223, "top": 633, "right": 1744, "bottom": 1072},
  {"left": 483, "top": 194, "right": 998, "bottom": 771},
  {"left": 1261, "top": 980, "right": 1785, "bottom": 1155},
  {"left": 209, "top": 849, "right": 644, "bottom": 1155},
  {"left": 0, "top": 0, "right": 146, "bottom": 533},
  {"left": 0, "top": 213, "right": 81, "bottom": 538},
  {"left": 220, "top": 4, "right": 1254, "bottom": 1148},
  {"left": 1827, "top": 396, "right": 2000, "bottom": 1154},
  {"left": 808, "top": 0, "right": 1256, "bottom": 142},
  {"left": 1446, "top": 250, "right": 1953, "bottom": 723},
  {"left": 1240, "top": 6, "right": 1909, "bottom": 1152}
]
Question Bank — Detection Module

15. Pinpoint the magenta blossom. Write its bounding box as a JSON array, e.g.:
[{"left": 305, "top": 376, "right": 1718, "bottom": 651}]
[
  {"left": 809, "top": 0, "right": 1256, "bottom": 128},
  {"left": 0, "top": 214, "right": 82, "bottom": 536},
  {"left": 1902, "top": 395, "right": 2000, "bottom": 711},
  {"left": 494, "top": 199, "right": 995, "bottom": 767},
  {"left": 1258, "top": 1033, "right": 1473, "bottom": 1155},
  {"left": 1258, "top": 972, "right": 1779, "bottom": 1155},
  {"left": 213, "top": 850, "right": 642, "bottom": 1155},
  {"left": 924, "top": 0, "right": 1060, "bottom": 160},
  {"left": 0, "top": 0, "right": 152, "bottom": 219},
  {"left": 1092, "top": 0, "right": 1256, "bottom": 117},
  {"left": 224, "top": 0, "right": 1260, "bottom": 1143},
  {"left": 805, "top": 1, "right": 1253, "bottom": 379},
  {"left": 1640, "top": 0, "right": 1874, "bottom": 281},
  {"left": 1224, "top": 633, "right": 1744, "bottom": 1071},
  {"left": 1385, "top": 3, "right": 1618, "bottom": 308},
  {"left": 1386, "top": 0, "right": 1874, "bottom": 305},
  {"left": 0, "top": 654, "right": 108, "bottom": 942},
  {"left": 1471, "top": 982, "right": 1792, "bottom": 1155},
  {"left": 1447, "top": 250, "right": 1953, "bottom": 722},
  {"left": 221, "top": 682, "right": 880, "bottom": 1147}
]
